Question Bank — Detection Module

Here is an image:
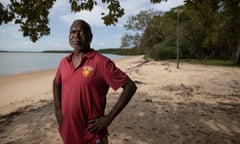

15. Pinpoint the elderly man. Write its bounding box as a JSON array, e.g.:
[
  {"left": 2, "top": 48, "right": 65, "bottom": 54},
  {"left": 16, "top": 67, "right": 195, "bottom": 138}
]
[{"left": 53, "top": 19, "right": 137, "bottom": 144}]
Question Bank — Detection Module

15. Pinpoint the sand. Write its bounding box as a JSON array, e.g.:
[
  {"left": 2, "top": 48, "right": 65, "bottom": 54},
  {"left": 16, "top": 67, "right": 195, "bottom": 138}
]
[{"left": 0, "top": 55, "right": 240, "bottom": 144}]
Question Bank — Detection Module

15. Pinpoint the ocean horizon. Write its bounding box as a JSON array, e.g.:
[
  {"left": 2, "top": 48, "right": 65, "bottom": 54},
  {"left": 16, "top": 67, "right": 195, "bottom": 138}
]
[{"left": 0, "top": 52, "right": 125, "bottom": 76}]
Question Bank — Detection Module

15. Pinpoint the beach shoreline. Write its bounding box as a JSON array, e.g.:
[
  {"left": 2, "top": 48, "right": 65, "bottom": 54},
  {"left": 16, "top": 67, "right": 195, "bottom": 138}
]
[{"left": 0, "top": 55, "right": 240, "bottom": 144}]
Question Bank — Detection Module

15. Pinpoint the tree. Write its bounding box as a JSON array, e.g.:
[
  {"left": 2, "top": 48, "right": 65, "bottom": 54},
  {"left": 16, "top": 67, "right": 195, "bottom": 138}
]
[
  {"left": 0, "top": 0, "right": 166, "bottom": 42},
  {"left": 185, "top": 0, "right": 240, "bottom": 63},
  {"left": 120, "top": 33, "right": 141, "bottom": 49},
  {"left": 140, "top": 16, "right": 163, "bottom": 50},
  {"left": 120, "top": 33, "right": 134, "bottom": 48},
  {"left": 147, "top": 8, "right": 182, "bottom": 60},
  {"left": 124, "top": 9, "right": 162, "bottom": 31},
  {"left": 173, "top": 6, "right": 206, "bottom": 59},
  {"left": 1, "top": 0, "right": 56, "bottom": 42},
  {"left": 121, "top": 9, "right": 163, "bottom": 53}
]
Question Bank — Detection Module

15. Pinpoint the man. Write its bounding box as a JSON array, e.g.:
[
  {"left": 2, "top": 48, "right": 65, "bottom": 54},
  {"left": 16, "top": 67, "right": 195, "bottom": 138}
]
[{"left": 53, "top": 19, "right": 137, "bottom": 144}]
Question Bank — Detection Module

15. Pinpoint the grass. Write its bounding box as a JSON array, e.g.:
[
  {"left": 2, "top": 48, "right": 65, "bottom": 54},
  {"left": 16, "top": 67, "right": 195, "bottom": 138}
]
[
  {"left": 98, "top": 48, "right": 142, "bottom": 56},
  {"left": 175, "top": 59, "right": 240, "bottom": 67}
]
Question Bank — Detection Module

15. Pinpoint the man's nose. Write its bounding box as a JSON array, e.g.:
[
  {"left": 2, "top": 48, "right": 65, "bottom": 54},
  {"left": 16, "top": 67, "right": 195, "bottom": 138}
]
[{"left": 73, "top": 32, "right": 81, "bottom": 38}]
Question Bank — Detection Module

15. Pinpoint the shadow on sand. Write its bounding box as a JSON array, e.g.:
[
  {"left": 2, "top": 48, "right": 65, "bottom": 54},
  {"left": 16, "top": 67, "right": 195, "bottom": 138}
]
[{"left": 0, "top": 92, "right": 239, "bottom": 144}]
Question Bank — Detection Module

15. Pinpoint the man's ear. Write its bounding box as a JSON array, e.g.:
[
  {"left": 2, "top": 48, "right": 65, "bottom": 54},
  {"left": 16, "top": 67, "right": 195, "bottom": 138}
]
[{"left": 88, "top": 32, "right": 93, "bottom": 43}]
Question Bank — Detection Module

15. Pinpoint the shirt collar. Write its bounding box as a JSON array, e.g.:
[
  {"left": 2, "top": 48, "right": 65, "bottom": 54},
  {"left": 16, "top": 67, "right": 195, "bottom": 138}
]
[{"left": 66, "top": 48, "right": 95, "bottom": 61}]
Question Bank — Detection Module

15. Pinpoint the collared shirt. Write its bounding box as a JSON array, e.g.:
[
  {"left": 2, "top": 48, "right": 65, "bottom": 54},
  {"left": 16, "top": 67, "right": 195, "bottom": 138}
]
[{"left": 55, "top": 49, "right": 129, "bottom": 144}]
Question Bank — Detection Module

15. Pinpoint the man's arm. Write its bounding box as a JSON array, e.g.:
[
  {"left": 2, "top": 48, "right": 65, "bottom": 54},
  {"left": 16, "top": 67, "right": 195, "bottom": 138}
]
[
  {"left": 53, "top": 79, "right": 63, "bottom": 126},
  {"left": 87, "top": 78, "right": 137, "bottom": 133}
]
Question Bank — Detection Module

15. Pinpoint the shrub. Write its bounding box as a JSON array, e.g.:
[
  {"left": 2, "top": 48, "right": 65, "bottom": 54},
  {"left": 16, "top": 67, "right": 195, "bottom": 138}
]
[{"left": 149, "top": 42, "right": 176, "bottom": 60}]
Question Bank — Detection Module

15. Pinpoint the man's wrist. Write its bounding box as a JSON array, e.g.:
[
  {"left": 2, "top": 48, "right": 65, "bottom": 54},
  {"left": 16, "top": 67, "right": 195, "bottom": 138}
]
[{"left": 107, "top": 113, "right": 114, "bottom": 123}]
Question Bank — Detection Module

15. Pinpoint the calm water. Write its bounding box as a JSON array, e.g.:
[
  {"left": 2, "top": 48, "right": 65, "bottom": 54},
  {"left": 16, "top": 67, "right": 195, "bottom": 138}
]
[{"left": 0, "top": 52, "right": 125, "bottom": 75}]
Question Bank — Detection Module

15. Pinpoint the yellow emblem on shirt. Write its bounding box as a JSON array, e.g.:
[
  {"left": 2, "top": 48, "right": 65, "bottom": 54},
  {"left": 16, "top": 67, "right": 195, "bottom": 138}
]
[{"left": 82, "top": 66, "right": 93, "bottom": 77}]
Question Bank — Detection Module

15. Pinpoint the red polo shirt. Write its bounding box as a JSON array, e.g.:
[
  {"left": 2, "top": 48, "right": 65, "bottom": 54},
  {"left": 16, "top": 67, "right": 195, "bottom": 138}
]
[{"left": 54, "top": 49, "right": 129, "bottom": 144}]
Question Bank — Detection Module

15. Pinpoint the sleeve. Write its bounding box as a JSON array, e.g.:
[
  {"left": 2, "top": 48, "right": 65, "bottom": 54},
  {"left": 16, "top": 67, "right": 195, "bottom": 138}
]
[{"left": 102, "top": 59, "right": 129, "bottom": 91}]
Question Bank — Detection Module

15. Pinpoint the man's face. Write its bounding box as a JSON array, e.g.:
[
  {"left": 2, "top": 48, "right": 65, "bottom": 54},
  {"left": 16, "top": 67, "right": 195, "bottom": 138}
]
[{"left": 69, "top": 22, "right": 90, "bottom": 51}]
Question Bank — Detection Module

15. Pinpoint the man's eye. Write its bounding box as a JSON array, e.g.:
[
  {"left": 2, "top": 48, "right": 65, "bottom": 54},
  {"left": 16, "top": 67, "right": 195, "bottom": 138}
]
[{"left": 71, "top": 30, "right": 84, "bottom": 35}]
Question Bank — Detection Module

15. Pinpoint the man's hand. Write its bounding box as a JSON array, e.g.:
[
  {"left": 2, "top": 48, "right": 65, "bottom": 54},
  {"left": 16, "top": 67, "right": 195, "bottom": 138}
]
[
  {"left": 55, "top": 110, "right": 63, "bottom": 127},
  {"left": 87, "top": 115, "right": 112, "bottom": 134}
]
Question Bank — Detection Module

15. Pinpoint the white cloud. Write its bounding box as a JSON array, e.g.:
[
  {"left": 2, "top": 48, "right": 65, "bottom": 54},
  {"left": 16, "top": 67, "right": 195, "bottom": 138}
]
[
  {"left": 156, "top": 0, "right": 184, "bottom": 11},
  {"left": 22, "top": 41, "right": 35, "bottom": 46},
  {"left": 50, "top": 0, "right": 71, "bottom": 15},
  {"left": 59, "top": 5, "right": 107, "bottom": 27},
  {"left": 99, "top": 42, "right": 105, "bottom": 46},
  {"left": 0, "top": 23, "right": 21, "bottom": 39},
  {"left": 1, "top": 0, "right": 10, "bottom": 6},
  {"left": 0, "top": 23, "right": 68, "bottom": 51},
  {"left": 121, "top": 0, "right": 184, "bottom": 16},
  {"left": 58, "top": 0, "right": 184, "bottom": 27},
  {"left": 57, "top": 0, "right": 109, "bottom": 26},
  {"left": 118, "top": 0, "right": 184, "bottom": 24}
]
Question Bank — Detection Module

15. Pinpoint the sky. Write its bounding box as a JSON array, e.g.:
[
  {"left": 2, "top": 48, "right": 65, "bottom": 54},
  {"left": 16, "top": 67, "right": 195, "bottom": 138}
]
[{"left": 0, "top": 0, "right": 184, "bottom": 52}]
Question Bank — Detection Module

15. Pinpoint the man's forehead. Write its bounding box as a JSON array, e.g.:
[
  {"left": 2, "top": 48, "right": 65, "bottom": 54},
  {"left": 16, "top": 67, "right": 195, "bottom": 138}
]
[{"left": 71, "top": 22, "right": 84, "bottom": 29}]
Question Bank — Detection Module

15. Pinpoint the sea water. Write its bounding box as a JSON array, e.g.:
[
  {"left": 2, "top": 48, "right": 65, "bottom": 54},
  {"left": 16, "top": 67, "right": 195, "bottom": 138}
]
[{"left": 0, "top": 52, "right": 125, "bottom": 75}]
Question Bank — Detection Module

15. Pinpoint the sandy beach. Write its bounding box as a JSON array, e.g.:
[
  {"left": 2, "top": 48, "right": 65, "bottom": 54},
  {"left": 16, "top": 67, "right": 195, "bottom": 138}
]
[{"left": 0, "top": 55, "right": 240, "bottom": 144}]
